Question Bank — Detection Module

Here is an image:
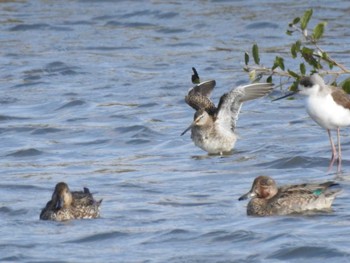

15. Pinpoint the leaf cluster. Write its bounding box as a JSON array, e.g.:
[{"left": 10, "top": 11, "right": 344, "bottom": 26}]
[{"left": 244, "top": 9, "right": 350, "bottom": 92}]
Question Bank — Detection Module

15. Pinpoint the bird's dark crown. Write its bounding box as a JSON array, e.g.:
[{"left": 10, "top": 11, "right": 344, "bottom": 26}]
[{"left": 299, "top": 77, "right": 314, "bottom": 88}]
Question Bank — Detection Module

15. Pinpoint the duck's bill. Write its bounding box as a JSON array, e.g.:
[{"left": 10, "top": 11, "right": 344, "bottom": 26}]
[
  {"left": 55, "top": 197, "right": 64, "bottom": 209},
  {"left": 180, "top": 123, "right": 193, "bottom": 136},
  {"left": 238, "top": 191, "right": 256, "bottom": 201},
  {"left": 272, "top": 91, "right": 297, "bottom": 101}
]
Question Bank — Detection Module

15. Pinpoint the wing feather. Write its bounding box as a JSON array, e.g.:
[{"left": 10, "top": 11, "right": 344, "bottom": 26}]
[
  {"left": 185, "top": 80, "right": 217, "bottom": 115},
  {"left": 216, "top": 83, "right": 273, "bottom": 131}
]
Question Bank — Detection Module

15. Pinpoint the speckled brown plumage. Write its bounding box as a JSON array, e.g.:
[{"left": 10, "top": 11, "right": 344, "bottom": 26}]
[
  {"left": 239, "top": 176, "right": 341, "bottom": 216},
  {"left": 40, "top": 182, "right": 102, "bottom": 221},
  {"left": 185, "top": 80, "right": 217, "bottom": 116}
]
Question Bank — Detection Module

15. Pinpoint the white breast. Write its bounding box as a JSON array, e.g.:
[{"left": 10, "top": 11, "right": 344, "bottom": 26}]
[{"left": 306, "top": 94, "right": 350, "bottom": 130}]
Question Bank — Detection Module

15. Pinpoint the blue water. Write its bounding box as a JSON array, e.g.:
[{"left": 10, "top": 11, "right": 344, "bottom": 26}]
[{"left": 1, "top": 0, "right": 350, "bottom": 262}]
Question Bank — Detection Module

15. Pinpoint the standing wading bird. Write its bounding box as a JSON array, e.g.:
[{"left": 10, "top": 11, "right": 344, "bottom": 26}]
[
  {"left": 273, "top": 74, "right": 350, "bottom": 173},
  {"left": 40, "top": 182, "right": 102, "bottom": 221},
  {"left": 181, "top": 68, "right": 274, "bottom": 155},
  {"left": 238, "top": 175, "right": 341, "bottom": 216}
]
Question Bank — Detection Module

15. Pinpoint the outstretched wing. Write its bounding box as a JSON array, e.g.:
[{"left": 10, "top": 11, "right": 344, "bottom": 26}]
[
  {"left": 185, "top": 80, "right": 217, "bottom": 115},
  {"left": 216, "top": 83, "right": 273, "bottom": 132}
]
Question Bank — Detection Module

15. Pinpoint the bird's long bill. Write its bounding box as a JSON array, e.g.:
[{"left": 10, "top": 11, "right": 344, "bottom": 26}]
[
  {"left": 272, "top": 91, "right": 297, "bottom": 102},
  {"left": 180, "top": 122, "right": 193, "bottom": 136},
  {"left": 238, "top": 191, "right": 256, "bottom": 201}
]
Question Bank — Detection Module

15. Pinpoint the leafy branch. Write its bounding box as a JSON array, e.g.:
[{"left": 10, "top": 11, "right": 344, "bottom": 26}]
[{"left": 244, "top": 9, "right": 350, "bottom": 91}]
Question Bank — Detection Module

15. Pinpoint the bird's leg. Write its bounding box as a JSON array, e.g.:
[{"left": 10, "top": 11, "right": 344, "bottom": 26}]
[
  {"left": 337, "top": 127, "right": 342, "bottom": 173},
  {"left": 327, "top": 129, "right": 337, "bottom": 172}
]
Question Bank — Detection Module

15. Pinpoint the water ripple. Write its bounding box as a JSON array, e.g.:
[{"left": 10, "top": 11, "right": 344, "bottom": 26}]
[
  {"left": 268, "top": 246, "right": 349, "bottom": 260},
  {"left": 31, "top": 127, "right": 63, "bottom": 135},
  {"left": 246, "top": 21, "right": 279, "bottom": 29},
  {"left": 0, "top": 115, "right": 30, "bottom": 121},
  {"left": 67, "top": 231, "right": 129, "bottom": 243},
  {"left": 55, "top": 100, "right": 86, "bottom": 110},
  {"left": 7, "top": 148, "right": 43, "bottom": 157}
]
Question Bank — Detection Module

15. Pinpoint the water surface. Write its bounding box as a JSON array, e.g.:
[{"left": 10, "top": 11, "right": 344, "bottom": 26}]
[{"left": 1, "top": 0, "right": 350, "bottom": 262}]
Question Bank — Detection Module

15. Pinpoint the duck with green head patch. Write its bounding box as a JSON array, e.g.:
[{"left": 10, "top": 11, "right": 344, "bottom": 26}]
[{"left": 239, "top": 176, "right": 341, "bottom": 216}]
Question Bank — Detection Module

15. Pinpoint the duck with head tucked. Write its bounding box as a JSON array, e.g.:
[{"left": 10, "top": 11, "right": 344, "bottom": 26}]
[
  {"left": 238, "top": 176, "right": 341, "bottom": 216},
  {"left": 40, "top": 182, "right": 102, "bottom": 221}
]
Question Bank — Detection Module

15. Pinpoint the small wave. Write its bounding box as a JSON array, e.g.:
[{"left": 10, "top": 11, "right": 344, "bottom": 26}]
[
  {"left": 55, "top": 100, "right": 86, "bottom": 110},
  {"left": 268, "top": 246, "right": 349, "bottom": 260},
  {"left": 75, "top": 139, "right": 110, "bottom": 146},
  {"left": 67, "top": 231, "right": 129, "bottom": 243},
  {"left": 126, "top": 139, "right": 151, "bottom": 145},
  {"left": 9, "top": 23, "right": 50, "bottom": 31},
  {"left": 9, "top": 23, "right": 71, "bottom": 31},
  {"left": 0, "top": 97, "right": 18, "bottom": 104},
  {"left": 121, "top": 10, "right": 178, "bottom": 19},
  {"left": 0, "top": 207, "right": 28, "bottom": 216},
  {"left": 211, "top": 230, "right": 259, "bottom": 242},
  {"left": 7, "top": 148, "right": 43, "bottom": 157},
  {"left": 166, "top": 229, "right": 190, "bottom": 235},
  {"left": 31, "top": 128, "right": 63, "bottom": 135},
  {"left": 63, "top": 20, "right": 95, "bottom": 26},
  {"left": 44, "top": 61, "right": 80, "bottom": 75},
  {"left": 66, "top": 117, "right": 88, "bottom": 122},
  {"left": 0, "top": 184, "right": 43, "bottom": 191},
  {"left": 154, "top": 199, "right": 214, "bottom": 207},
  {"left": 11, "top": 82, "right": 46, "bottom": 89},
  {"left": 138, "top": 102, "right": 159, "bottom": 108},
  {"left": 0, "top": 115, "right": 30, "bottom": 121},
  {"left": 256, "top": 156, "right": 324, "bottom": 169},
  {"left": 115, "top": 125, "right": 161, "bottom": 139},
  {"left": 84, "top": 46, "right": 138, "bottom": 51},
  {"left": 246, "top": 22, "right": 279, "bottom": 30},
  {"left": 105, "top": 21, "right": 155, "bottom": 28},
  {"left": 156, "top": 27, "right": 187, "bottom": 34}
]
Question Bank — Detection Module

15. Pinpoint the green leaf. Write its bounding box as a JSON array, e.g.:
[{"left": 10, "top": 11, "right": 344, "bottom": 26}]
[
  {"left": 301, "top": 9, "right": 313, "bottom": 30},
  {"left": 321, "top": 52, "right": 328, "bottom": 60},
  {"left": 291, "top": 40, "right": 302, "bottom": 58},
  {"left": 272, "top": 62, "right": 278, "bottom": 71},
  {"left": 274, "top": 56, "right": 285, "bottom": 70},
  {"left": 291, "top": 44, "right": 297, "bottom": 58},
  {"left": 312, "top": 22, "right": 327, "bottom": 40},
  {"left": 301, "top": 47, "right": 320, "bottom": 69},
  {"left": 266, "top": 75, "right": 273, "bottom": 83},
  {"left": 287, "top": 70, "right": 299, "bottom": 78},
  {"left": 328, "top": 61, "right": 334, "bottom": 69},
  {"left": 289, "top": 80, "right": 299, "bottom": 92},
  {"left": 244, "top": 52, "right": 249, "bottom": 65},
  {"left": 300, "top": 63, "right": 306, "bottom": 75},
  {"left": 320, "top": 52, "right": 334, "bottom": 69},
  {"left": 286, "top": 30, "right": 293, "bottom": 36},
  {"left": 341, "top": 77, "right": 350, "bottom": 94},
  {"left": 252, "top": 44, "right": 260, "bottom": 64},
  {"left": 301, "top": 46, "right": 313, "bottom": 56},
  {"left": 292, "top": 17, "right": 300, "bottom": 25}
]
